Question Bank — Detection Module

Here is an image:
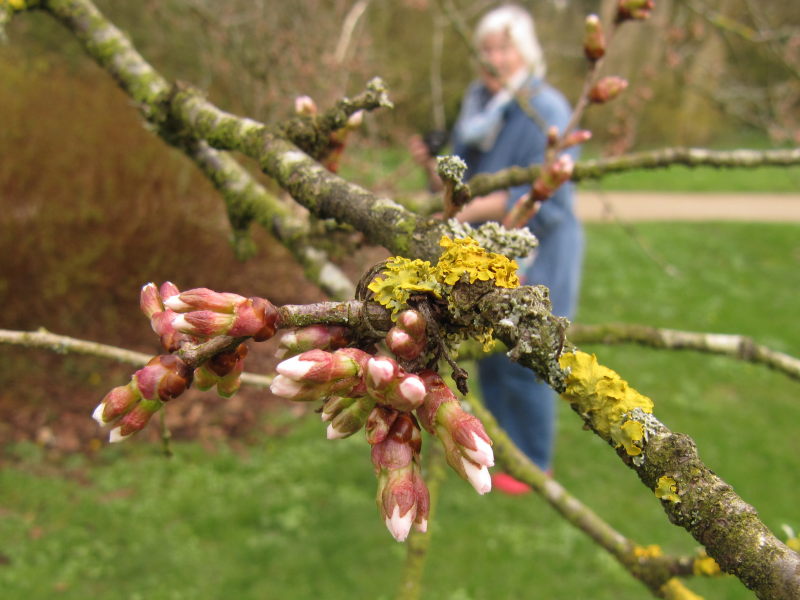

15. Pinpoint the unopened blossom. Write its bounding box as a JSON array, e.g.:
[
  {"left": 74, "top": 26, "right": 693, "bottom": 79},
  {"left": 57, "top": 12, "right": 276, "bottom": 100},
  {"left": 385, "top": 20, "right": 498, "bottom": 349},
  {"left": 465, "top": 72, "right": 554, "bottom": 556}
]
[
  {"left": 616, "top": 0, "right": 655, "bottom": 22},
  {"left": 163, "top": 287, "right": 247, "bottom": 314},
  {"left": 386, "top": 309, "right": 427, "bottom": 361},
  {"left": 589, "top": 76, "right": 629, "bottom": 104},
  {"left": 327, "top": 396, "right": 376, "bottom": 440},
  {"left": 365, "top": 356, "right": 426, "bottom": 412},
  {"left": 172, "top": 296, "right": 279, "bottom": 341},
  {"left": 418, "top": 371, "right": 494, "bottom": 495},
  {"left": 294, "top": 95, "right": 318, "bottom": 116},
  {"left": 93, "top": 382, "right": 140, "bottom": 425},
  {"left": 193, "top": 343, "right": 248, "bottom": 398},
  {"left": 584, "top": 14, "right": 606, "bottom": 62},
  {"left": 276, "top": 324, "right": 350, "bottom": 358},
  {"left": 271, "top": 348, "right": 371, "bottom": 402},
  {"left": 562, "top": 129, "right": 592, "bottom": 149},
  {"left": 371, "top": 413, "right": 428, "bottom": 541},
  {"left": 109, "top": 399, "right": 162, "bottom": 443},
  {"left": 532, "top": 154, "right": 574, "bottom": 201},
  {"left": 134, "top": 354, "right": 193, "bottom": 402},
  {"left": 140, "top": 282, "right": 193, "bottom": 352}
]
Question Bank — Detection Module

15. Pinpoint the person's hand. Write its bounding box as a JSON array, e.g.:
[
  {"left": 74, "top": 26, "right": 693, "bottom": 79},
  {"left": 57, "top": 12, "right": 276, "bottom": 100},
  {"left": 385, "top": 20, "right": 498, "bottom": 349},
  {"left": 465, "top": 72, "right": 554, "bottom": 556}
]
[{"left": 408, "top": 134, "right": 433, "bottom": 167}]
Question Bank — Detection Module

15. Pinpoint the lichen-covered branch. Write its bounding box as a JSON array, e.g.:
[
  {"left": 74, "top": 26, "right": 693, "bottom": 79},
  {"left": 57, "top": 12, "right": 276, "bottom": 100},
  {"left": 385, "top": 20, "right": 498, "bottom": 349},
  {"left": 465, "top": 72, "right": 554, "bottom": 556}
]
[
  {"left": 468, "top": 391, "right": 705, "bottom": 599},
  {"left": 558, "top": 351, "right": 800, "bottom": 599},
  {"left": 467, "top": 147, "right": 800, "bottom": 198},
  {"left": 184, "top": 139, "right": 355, "bottom": 299},
  {"left": 38, "top": 0, "right": 353, "bottom": 300},
  {"left": 0, "top": 328, "right": 273, "bottom": 389},
  {"left": 569, "top": 323, "right": 800, "bottom": 382}
]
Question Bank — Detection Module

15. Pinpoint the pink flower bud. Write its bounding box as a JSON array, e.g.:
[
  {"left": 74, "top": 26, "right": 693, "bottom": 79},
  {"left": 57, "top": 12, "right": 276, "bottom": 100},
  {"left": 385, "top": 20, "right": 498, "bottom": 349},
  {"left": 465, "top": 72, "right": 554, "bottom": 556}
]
[
  {"left": 173, "top": 311, "right": 234, "bottom": 338},
  {"left": 109, "top": 399, "right": 161, "bottom": 443},
  {"left": 616, "top": 0, "right": 655, "bottom": 22},
  {"left": 380, "top": 468, "right": 417, "bottom": 542},
  {"left": 277, "top": 348, "right": 360, "bottom": 384},
  {"left": 365, "top": 406, "right": 399, "bottom": 445},
  {"left": 276, "top": 325, "right": 350, "bottom": 358},
  {"left": 386, "top": 328, "right": 425, "bottom": 361},
  {"left": 416, "top": 370, "right": 458, "bottom": 434},
  {"left": 215, "top": 358, "right": 245, "bottom": 398},
  {"left": 228, "top": 297, "right": 280, "bottom": 341},
  {"left": 93, "top": 382, "right": 140, "bottom": 425},
  {"left": 562, "top": 129, "right": 592, "bottom": 149},
  {"left": 438, "top": 402, "right": 494, "bottom": 468},
  {"left": 294, "top": 95, "right": 317, "bottom": 116},
  {"left": 367, "top": 356, "right": 398, "bottom": 390},
  {"left": 387, "top": 373, "right": 426, "bottom": 412},
  {"left": 269, "top": 375, "right": 328, "bottom": 402},
  {"left": 397, "top": 309, "right": 426, "bottom": 339},
  {"left": 134, "top": 355, "right": 193, "bottom": 402},
  {"left": 532, "top": 154, "right": 574, "bottom": 201},
  {"left": 159, "top": 281, "right": 180, "bottom": 299},
  {"left": 163, "top": 288, "right": 246, "bottom": 314},
  {"left": 371, "top": 413, "right": 418, "bottom": 471},
  {"left": 584, "top": 14, "right": 606, "bottom": 62},
  {"left": 140, "top": 283, "right": 164, "bottom": 319},
  {"left": 589, "top": 76, "right": 629, "bottom": 104}
]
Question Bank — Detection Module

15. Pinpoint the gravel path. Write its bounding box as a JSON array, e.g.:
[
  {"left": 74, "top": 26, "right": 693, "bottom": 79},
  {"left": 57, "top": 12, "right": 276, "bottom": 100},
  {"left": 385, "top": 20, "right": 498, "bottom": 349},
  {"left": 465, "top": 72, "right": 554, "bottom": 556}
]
[{"left": 577, "top": 191, "right": 800, "bottom": 222}]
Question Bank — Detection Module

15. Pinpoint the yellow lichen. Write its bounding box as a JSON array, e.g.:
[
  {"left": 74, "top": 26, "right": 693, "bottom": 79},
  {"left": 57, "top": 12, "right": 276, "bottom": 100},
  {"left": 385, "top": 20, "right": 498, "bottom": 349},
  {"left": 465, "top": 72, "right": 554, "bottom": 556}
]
[
  {"left": 367, "top": 237, "right": 519, "bottom": 319},
  {"left": 558, "top": 352, "right": 653, "bottom": 453},
  {"left": 434, "top": 236, "right": 520, "bottom": 288},
  {"left": 786, "top": 537, "right": 800, "bottom": 552},
  {"left": 7, "top": 0, "right": 26, "bottom": 9},
  {"left": 660, "top": 578, "right": 704, "bottom": 600},
  {"left": 692, "top": 552, "right": 721, "bottom": 577},
  {"left": 615, "top": 419, "right": 645, "bottom": 456},
  {"left": 367, "top": 257, "right": 442, "bottom": 318},
  {"left": 632, "top": 544, "right": 663, "bottom": 559},
  {"left": 655, "top": 476, "right": 681, "bottom": 503}
]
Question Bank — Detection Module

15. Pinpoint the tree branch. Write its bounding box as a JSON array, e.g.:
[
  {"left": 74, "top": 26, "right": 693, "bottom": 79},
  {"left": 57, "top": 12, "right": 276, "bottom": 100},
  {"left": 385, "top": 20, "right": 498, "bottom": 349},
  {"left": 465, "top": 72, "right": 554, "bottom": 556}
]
[
  {"left": 467, "top": 147, "right": 800, "bottom": 198},
  {"left": 468, "top": 391, "right": 706, "bottom": 599},
  {"left": 0, "top": 328, "right": 273, "bottom": 388},
  {"left": 568, "top": 323, "right": 800, "bottom": 382}
]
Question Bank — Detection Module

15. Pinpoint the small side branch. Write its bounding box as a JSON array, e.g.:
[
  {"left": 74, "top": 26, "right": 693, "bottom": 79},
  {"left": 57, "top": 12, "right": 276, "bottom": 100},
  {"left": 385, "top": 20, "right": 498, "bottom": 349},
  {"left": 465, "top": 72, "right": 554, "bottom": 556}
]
[
  {"left": 467, "top": 147, "right": 800, "bottom": 198},
  {"left": 569, "top": 323, "right": 800, "bottom": 382}
]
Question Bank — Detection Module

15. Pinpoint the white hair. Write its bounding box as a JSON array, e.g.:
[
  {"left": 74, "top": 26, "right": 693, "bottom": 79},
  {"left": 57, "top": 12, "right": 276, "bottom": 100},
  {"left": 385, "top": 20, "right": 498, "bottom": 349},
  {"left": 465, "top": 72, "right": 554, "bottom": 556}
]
[{"left": 474, "top": 4, "right": 547, "bottom": 79}]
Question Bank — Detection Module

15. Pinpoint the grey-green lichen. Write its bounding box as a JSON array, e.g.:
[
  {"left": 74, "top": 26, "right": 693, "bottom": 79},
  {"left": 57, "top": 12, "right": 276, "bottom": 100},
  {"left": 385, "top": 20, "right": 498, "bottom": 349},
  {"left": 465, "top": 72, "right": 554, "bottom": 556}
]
[{"left": 442, "top": 219, "right": 538, "bottom": 259}]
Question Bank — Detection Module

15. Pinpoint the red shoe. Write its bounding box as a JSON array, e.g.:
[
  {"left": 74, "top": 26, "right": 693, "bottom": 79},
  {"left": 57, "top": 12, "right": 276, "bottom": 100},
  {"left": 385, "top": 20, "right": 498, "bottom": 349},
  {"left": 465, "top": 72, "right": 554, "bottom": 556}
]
[{"left": 491, "top": 472, "right": 532, "bottom": 495}]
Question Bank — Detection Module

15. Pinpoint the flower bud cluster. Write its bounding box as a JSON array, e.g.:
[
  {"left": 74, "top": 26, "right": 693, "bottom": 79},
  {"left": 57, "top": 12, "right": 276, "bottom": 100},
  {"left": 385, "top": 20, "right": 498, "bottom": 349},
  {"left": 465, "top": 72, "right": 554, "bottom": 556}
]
[
  {"left": 589, "top": 76, "right": 629, "bottom": 104},
  {"left": 140, "top": 282, "right": 196, "bottom": 352},
  {"left": 417, "top": 371, "right": 494, "bottom": 495},
  {"left": 92, "top": 354, "right": 192, "bottom": 442},
  {"left": 164, "top": 287, "right": 280, "bottom": 342},
  {"left": 369, "top": 411, "right": 430, "bottom": 542},
  {"left": 193, "top": 342, "right": 248, "bottom": 398},
  {"left": 532, "top": 154, "right": 575, "bottom": 202},
  {"left": 271, "top": 330, "right": 494, "bottom": 541},
  {"left": 385, "top": 309, "right": 427, "bottom": 361}
]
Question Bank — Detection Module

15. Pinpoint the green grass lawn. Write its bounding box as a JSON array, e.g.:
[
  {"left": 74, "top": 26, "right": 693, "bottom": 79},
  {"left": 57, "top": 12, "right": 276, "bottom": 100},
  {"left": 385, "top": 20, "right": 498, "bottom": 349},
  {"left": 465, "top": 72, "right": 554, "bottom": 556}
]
[{"left": 1, "top": 222, "right": 799, "bottom": 599}]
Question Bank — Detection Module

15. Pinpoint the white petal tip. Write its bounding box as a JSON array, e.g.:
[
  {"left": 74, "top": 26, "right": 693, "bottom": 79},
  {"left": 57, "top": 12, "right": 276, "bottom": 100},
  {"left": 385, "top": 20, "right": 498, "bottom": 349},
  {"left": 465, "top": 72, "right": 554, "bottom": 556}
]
[
  {"left": 108, "top": 427, "right": 130, "bottom": 443},
  {"left": 462, "top": 458, "right": 492, "bottom": 495},
  {"left": 92, "top": 403, "right": 107, "bottom": 426},
  {"left": 414, "top": 519, "right": 428, "bottom": 533},
  {"left": 385, "top": 506, "right": 413, "bottom": 542},
  {"left": 326, "top": 423, "right": 346, "bottom": 440},
  {"left": 464, "top": 432, "right": 495, "bottom": 467},
  {"left": 276, "top": 355, "right": 313, "bottom": 380},
  {"left": 163, "top": 296, "right": 191, "bottom": 312},
  {"left": 399, "top": 376, "right": 426, "bottom": 405}
]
